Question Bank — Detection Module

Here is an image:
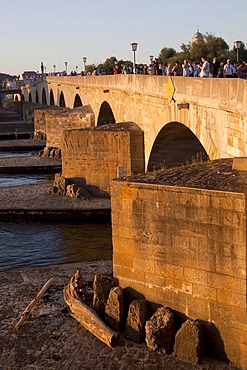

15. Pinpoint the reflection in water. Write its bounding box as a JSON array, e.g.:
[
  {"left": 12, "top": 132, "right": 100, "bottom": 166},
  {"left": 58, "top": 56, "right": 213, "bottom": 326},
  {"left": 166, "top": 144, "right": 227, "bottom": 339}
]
[
  {"left": 0, "top": 222, "right": 112, "bottom": 272},
  {"left": 0, "top": 151, "right": 37, "bottom": 158},
  {"left": 0, "top": 174, "right": 54, "bottom": 187}
]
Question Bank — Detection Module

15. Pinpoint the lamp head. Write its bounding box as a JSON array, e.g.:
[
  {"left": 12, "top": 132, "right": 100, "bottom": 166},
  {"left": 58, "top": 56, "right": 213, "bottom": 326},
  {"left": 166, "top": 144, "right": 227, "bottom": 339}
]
[
  {"left": 131, "top": 42, "right": 138, "bottom": 52},
  {"left": 234, "top": 40, "right": 242, "bottom": 49}
]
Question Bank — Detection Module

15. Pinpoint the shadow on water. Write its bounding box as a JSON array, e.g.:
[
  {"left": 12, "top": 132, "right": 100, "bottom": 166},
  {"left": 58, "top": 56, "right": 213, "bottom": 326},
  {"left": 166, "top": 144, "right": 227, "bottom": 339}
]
[{"left": 0, "top": 222, "right": 112, "bottom": 272}]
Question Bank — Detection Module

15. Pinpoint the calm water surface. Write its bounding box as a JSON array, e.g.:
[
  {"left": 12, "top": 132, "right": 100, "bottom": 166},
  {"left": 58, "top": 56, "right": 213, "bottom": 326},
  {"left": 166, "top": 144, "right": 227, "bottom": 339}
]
[
  {"left": 0, "top": 173, "right": 54, "bottom": 187},
  {"left": 0, "top": 222, "right": 112, "bottom": 272},
  {"left": 0, "top": 151, "right": 36, "bottom": 158},
  {"left": 0, "top": 151, "right": 54, "bottom": 186},
  {"left": 0, "top": 153, "right": 112, "bottom": 272}
]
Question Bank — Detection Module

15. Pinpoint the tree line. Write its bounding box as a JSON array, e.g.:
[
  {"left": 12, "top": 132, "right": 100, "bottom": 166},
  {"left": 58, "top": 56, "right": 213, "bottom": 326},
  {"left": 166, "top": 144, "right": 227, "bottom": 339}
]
[{"left": 86, "top": 33, "right": 247, "bottom": 75}]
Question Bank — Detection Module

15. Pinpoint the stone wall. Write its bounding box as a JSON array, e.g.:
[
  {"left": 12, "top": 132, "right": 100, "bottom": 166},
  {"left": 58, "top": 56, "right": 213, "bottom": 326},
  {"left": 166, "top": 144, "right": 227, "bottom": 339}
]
[
  {"left": 111, "top": 180, "right": 247, "bottom": 369},
  {"left": 46, "top": 105, "right": 95, "bottom": 149},
  {"left": 22, "top": 102, "right": 46, "bottom": 123},
  {"left": 34, "top": 107, "right": 69, "bottom": 140},
  {"left": 62, "top": 123, "right": 145, "bottom": 196}
]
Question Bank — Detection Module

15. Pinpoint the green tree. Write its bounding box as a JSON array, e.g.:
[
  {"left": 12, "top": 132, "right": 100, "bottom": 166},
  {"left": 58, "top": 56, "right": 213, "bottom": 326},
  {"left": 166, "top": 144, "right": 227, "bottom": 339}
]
[
  {"left": 203, "top": 33, "right": 229, "bottom": 61},
  {"left": 158, "top": 47, "right": 177, "bottom": 64},
  {"left": 177, "top": 32, "right": 230, "bottom": 63},
  {"left": 98, "top": 56, "right": 118, "bottom": 75}
]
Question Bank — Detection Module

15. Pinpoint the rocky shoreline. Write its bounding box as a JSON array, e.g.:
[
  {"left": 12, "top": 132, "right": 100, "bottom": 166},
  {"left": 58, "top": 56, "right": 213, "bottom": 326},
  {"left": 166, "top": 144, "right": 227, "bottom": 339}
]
[{"left": 0, "top": 262, "right": 239, "bottom": 370}]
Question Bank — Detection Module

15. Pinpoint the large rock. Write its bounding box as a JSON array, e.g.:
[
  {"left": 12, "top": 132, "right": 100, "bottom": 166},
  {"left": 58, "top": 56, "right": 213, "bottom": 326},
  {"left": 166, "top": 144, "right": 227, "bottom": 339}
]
[
  {"left": 52, "top": 173, "right": 68, "bottom": 195},
  {"left": 145, "top": 307, "right": 175, "bottom": 355},
  {"left": 93, "top": 274, "right": 115, "bottom": 317},
  {"left": 173, "top": 319, "right": 204, "bottom": 365},
  {"left": 104, "top": 286, "right": 124, "bottom": 333},
  {"left": 124, "top": 299, "right": 147, "bottom": 343},
  {"left": 66, "top": 184, "right": 92, "bottom": 199}
]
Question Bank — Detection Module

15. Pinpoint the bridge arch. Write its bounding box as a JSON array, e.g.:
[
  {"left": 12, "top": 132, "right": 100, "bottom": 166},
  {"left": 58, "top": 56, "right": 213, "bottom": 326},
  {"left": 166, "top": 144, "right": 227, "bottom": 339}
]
[
  {"left": 42, "top": 88, "right": 47, "bottom": 105},
  {"left": 147, "top": 122, "right": 209, "bottom": 171},
  {"left": 73, "top": 94, "right": 83, "bottom": 108},
  {"left": 50, "top": 89, "right": 55, "bottom": 106},
  {"left": 97, "top": 101, "right": 115, "bottom": 126},
  {"left": 59, "top": 91, "right": 66, "bottom": 107},
  {"left": 35, "top": 91, "right": 39, "bottom": 104}
]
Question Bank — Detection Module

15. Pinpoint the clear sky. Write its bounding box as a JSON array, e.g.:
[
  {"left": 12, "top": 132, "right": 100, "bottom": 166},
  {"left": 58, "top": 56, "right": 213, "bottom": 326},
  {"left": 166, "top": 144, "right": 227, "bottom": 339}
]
[{"left": 1, "top": 0, "right": 246, "bottom": 76}]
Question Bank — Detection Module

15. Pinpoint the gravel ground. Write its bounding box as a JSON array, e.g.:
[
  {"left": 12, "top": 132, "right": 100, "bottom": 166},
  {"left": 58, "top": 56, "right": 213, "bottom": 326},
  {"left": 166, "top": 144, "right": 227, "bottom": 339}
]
[
  {"left": 124, "top": 158, "right": 247, "bottom": 194},
  {"left": 0, "top": 262, "right": 239, "bottom": 370}
]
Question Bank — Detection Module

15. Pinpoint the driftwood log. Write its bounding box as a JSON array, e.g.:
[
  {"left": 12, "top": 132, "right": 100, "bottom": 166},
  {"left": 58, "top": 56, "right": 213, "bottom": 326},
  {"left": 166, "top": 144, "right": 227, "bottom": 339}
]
[
  {"left": 14, "top": 277, "right": 55, "bottom": 332},
  {"left": 64, "top": 270, "right": 120, "bottom": 348}
]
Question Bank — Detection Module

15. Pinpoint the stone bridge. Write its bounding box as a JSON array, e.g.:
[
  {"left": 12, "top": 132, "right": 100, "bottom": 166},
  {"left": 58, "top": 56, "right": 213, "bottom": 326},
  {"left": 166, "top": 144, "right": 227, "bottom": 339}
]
[
  {"left": 20, "top": 76, "right": 247, "bottom": 367},
  {"left": 21, "top": 75, "right": 247, "bottom": 171}
]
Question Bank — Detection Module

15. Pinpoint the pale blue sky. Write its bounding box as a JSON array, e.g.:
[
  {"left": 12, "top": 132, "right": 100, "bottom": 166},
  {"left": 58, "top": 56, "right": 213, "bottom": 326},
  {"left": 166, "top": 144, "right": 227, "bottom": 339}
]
[{"left": 1, "top": 0, "right": 246, "bottom": 75}]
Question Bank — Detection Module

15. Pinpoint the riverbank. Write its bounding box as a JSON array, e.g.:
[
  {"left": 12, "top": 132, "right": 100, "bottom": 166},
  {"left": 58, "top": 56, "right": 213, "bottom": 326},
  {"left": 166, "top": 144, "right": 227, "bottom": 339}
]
[
  {"left": 0, "top": 183, "right": 110, "bottom": 222},
  {"left": 0, "top": 262, "right": 239, "bottom": 370}
]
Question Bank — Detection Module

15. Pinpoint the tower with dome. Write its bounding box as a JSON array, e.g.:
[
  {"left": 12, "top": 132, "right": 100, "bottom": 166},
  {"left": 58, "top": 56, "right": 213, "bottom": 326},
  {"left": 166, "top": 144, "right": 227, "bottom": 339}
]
[{"left": 192, "top": 29, "right": 203, "bottom": 43}]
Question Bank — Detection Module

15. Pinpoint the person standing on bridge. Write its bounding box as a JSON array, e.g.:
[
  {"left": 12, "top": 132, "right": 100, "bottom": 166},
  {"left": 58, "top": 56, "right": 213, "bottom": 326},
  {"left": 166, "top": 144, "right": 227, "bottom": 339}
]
[
  {"left": 199, "top": 56, "right": 210, "bottom": 77},
  {"left": 210, "top": 57, "right": 220, "bottom": 78},
  {"left": 223, "top": 59, "right": 236, "bottom": 78},
  {"left": 182, "top": 59, "right": 190, "bottom": 77}
]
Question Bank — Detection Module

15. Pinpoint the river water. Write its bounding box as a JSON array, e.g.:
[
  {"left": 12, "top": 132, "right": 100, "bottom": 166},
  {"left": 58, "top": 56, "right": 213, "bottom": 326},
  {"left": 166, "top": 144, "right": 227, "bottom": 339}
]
[
  {"left": 0, "top": 222, "right": 112, "bottom": 272},
  {"left": 0, "top": 151, "right": 112, "bottom": 272}
]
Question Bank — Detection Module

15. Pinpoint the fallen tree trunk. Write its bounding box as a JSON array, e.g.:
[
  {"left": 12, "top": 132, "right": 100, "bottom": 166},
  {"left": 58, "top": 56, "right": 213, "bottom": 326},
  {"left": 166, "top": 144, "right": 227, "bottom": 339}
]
[
  {"left": 14, "top": 277, "right": 55, "bottom": 332},
  {"left": 64, "top": 270, "right": 119, "bottom": 348}
]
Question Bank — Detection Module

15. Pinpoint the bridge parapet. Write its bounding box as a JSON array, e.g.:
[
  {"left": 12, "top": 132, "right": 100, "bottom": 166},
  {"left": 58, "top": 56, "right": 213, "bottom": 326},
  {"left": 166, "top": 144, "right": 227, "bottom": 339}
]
[{"left": 23, "top": 75, "right": 247, "bottom": 164}]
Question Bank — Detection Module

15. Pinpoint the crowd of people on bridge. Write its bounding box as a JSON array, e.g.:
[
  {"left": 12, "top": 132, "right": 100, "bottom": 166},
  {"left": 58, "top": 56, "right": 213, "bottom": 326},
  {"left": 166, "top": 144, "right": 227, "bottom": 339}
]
[
  {"left": 49, "top": 57, "right": 247, "bottom": 79},
  {"left": 114, "top": 57, "right": 247, "bottom": 79}
]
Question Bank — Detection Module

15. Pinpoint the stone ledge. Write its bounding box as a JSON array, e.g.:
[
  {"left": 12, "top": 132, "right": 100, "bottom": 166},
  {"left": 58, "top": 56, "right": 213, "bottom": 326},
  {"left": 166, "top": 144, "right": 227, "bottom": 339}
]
[{"left": 232, "top": 157, "right": 247, "bottom": 171}]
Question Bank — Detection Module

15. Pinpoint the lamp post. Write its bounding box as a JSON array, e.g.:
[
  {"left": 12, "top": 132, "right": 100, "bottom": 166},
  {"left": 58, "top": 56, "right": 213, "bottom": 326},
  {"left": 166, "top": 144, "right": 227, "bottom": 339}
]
[
  {"left": 83, "top": 57, "right": 87, "bottom": 74},
  {"left": 64, "top": 61, "right": 68, "bottom": 74},
  {"left": 234, "top": 40, "right": 242, "bottom": 63},
  {"left": 130, "top": 42, "right": 138, "bottom": 74},
  {"left": 76, "top": 65, "right": 78, "bottom": 75},
  {"left": 53, "top": 65, "right": 56, "bottom": 74}
]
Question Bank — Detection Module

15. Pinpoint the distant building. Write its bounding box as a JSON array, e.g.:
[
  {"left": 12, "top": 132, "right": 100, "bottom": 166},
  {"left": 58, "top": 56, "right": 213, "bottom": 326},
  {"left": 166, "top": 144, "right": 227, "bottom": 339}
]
[
  {"left": 18, "top": 71, "right": 38, "bottom": 82},
  {"left": 192, "top": 29, "right": 203, "bottom": 44},
  {"left": 1, "top": 79, "right": 17, "bottom": 90}
]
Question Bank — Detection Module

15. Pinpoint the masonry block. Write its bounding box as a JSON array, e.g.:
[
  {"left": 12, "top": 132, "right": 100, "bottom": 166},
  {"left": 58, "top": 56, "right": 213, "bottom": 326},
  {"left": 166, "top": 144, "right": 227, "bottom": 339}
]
[
  {"left": 62, "top": 122, "right": 144, "bottom": 195},
  {"left": 111, "top": 180, "right": 247, "bottom": 368}
]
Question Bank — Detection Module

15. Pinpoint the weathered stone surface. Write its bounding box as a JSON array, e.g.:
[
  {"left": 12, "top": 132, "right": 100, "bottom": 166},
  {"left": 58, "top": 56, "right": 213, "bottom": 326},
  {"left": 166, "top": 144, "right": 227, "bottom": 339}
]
[
  {"left": 173, "top": 319, "right": 204, "bottom": 365},
  {"left": 104, "top": 286, "right": 124, "bottom": 333},
  {"left": 66, "top": 184, "right": 77, "bottom": 197},
  {"left": 43, "top": 146, "right": 52, "bottom": 157},
  {"left": 145, "top": 307, "right": 175, "bottom": 355},
  {"left": 112, "top": 174, "right": 247, "bottom": 369},
  {"left": 54, "top": 148, "right": 61, "bottom": 158},
  {"left": 62, "top": 122, "right": 145, "bottom": 195},
  {"left": 52, "top": 172, "right": 68, "bottom": 195},
  {"left": 75, "top": 186, "right": 92, "bottom": 199},
  {"left": 93, "top": 274, "right": 115, "bottom": 317},
  {"left": 124, "top": 299, "right": 147, "bottom": 343},
  {"left": 66, "top": 184, "right": 92, "bottom": 199}
]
